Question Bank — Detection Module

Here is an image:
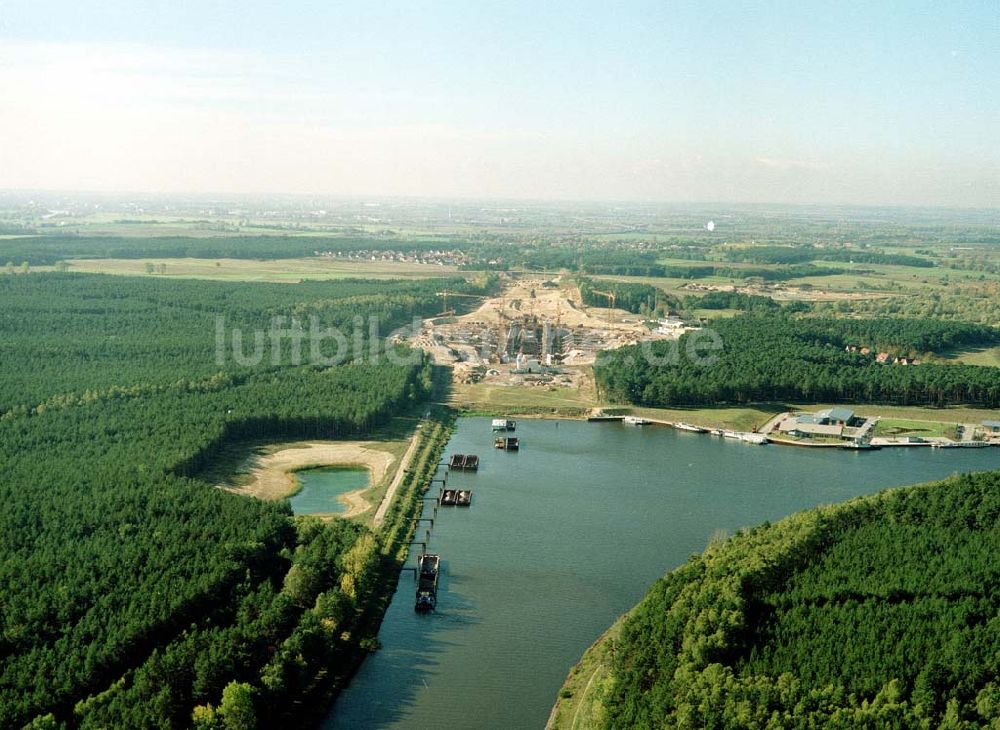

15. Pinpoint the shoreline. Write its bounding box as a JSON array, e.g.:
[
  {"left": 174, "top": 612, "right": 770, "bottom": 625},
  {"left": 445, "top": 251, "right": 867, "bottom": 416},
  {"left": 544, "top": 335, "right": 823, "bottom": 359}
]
[
  {"left": 220, "top": 441, "right": 398, "bottom": 518},
  {"left": 456, "top": 406, "right": 1000, "bottom": 451}
]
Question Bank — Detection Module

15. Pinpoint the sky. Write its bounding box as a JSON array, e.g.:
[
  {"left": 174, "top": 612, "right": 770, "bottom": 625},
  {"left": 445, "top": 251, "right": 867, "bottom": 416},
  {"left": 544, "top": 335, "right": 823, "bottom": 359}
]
[{"left": 0, "top": 1, "right": 997, "bottom": 206}]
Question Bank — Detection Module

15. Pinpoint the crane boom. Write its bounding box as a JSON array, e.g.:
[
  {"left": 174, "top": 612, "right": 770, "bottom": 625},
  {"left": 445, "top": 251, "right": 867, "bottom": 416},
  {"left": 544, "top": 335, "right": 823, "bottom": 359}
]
[
  {"left": 435, "top": 290, "right": 483, "bottom": 315},
  {"left": 589, "top": 289, "right": 617, "bottom": 324}
]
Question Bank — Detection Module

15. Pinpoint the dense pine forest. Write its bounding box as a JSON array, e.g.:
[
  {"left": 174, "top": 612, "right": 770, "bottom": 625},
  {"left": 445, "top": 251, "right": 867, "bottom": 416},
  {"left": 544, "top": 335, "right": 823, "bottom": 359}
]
[
  {"left": 595, "top": 314, "right": 1000, "bottom": 407},
  {"left": 0, "top": 273, "right": 475, "bottom": 728},
  {"left": 599, "top": 470, "right": 1000, "bottom": 728}
]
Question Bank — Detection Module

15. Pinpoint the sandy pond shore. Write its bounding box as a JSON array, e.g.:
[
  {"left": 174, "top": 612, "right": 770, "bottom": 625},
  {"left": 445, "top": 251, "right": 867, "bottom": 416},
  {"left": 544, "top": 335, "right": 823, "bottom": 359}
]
[{"left": 222, "top": 441, "right": 397, "bottom": 518}]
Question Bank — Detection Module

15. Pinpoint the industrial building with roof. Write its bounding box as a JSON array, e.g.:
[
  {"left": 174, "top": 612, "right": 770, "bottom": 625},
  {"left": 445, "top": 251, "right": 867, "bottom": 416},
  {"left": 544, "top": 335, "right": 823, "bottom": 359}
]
[{"left": 777, "top": 408, "right": 867, "bottom": 441}]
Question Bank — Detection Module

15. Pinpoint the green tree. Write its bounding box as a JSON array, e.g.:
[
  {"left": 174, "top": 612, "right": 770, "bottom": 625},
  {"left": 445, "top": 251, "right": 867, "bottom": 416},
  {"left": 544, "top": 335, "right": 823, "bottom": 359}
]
[{"left": 218, "top": 682, "right": 256, "bottom": 730}]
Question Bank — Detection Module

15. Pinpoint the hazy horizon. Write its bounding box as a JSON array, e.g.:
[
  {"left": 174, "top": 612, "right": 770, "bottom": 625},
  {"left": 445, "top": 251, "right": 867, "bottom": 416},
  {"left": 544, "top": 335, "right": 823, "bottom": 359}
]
[{"left": 2, "top": 2, "right": 997, "bottom": 207}]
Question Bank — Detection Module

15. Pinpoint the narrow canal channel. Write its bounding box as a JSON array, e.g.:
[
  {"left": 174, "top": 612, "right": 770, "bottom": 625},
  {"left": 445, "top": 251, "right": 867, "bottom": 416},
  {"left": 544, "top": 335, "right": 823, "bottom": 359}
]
[{"left": 325, "top": 417, "right": 1000, "bottom": 729}]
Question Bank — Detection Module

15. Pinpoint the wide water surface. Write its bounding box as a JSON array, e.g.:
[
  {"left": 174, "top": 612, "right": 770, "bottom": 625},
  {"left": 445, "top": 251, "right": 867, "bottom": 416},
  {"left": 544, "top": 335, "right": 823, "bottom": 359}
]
[{"left": 325, "top": 417, "right": 1000, "bottom": 729}]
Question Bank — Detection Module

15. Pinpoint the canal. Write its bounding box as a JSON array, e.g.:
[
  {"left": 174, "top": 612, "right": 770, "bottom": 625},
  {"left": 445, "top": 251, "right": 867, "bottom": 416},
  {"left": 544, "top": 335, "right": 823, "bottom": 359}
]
[{"left": 324, "top": 417, "right": 1000, "bottom": 729}]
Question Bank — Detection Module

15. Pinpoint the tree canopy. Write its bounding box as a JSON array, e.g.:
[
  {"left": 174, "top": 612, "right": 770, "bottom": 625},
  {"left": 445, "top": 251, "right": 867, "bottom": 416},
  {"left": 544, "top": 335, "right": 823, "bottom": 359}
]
[
  {"left": 0, "top": 272, "right": 470, "bottom": 727},
  {"left": 601, "top": 470, "right": 1000, "bottom": 728}
]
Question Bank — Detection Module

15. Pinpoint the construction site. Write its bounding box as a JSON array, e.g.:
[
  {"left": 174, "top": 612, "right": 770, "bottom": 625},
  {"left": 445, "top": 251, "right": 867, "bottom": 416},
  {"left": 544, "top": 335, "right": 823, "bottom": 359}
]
[{"left": 408, "top": 276, "right": 688, "bottom": 388}]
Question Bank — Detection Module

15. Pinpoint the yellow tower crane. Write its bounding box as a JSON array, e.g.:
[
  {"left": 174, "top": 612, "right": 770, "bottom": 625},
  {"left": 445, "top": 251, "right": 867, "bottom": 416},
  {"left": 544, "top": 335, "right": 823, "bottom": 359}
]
[{"left": 435, "top": 290, "right": 484, "bottom": 316}]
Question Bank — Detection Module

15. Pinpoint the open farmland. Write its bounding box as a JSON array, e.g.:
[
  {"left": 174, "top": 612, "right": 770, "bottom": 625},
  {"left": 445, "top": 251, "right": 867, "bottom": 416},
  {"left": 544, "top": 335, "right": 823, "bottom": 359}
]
[{"left": 55, "top": 256, "right": 460, "bottom": 282}]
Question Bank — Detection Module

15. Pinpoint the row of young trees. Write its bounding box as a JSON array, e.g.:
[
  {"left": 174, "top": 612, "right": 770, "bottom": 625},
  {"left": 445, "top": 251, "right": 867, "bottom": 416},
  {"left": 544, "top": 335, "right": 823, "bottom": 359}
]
[
  {"left": 601, "top": 470, "right": 1000, "bottom": 728},
  {"left": 595, "top": 314, "right": 1000, "bottom": 407},
  {"left": 0, "top": 272, "right": 465, "bottom": 727},
  {"left": 722, "top": 244, "right": 934, "bottom": 268},
  {"left": 575, "top": 277, "right": 673, "bottom": 314}
]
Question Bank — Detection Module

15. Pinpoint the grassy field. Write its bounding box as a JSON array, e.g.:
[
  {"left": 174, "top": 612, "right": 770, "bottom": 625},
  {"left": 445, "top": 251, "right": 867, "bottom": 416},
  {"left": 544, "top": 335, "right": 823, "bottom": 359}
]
[
  {"left": 53, "top": 257, "right": 461, "bottom": 282},
  {"left": 873, "top": 418, "right": 958, "bottom": 440},
  {"left": 836, "top": 403, "right": 1000, "bottom": 424},
  {"left": 942, "top": 345, "right": 1000, "bottom": 367},
  {"left": 631, "top": 404, "right": 784, "bottom": 431},
  {"left": 448, "top": 376, "right": 1000, "bottom": 432},
  {"left": 450, "top": 380, "right": 598, "bottom": 416}
]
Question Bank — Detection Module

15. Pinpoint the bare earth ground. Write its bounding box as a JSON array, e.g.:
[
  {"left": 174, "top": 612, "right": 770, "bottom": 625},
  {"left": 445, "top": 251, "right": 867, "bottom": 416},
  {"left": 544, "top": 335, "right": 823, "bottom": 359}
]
[{"left": 221, "top": 441, "right": 397, "bottom": 518}]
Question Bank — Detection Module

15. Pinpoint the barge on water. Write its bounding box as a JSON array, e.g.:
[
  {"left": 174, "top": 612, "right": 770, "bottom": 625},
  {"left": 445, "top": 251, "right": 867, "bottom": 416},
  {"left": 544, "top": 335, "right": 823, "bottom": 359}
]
[
  {"left": 492, "top": 418, "right": 517, "bottom": 431},
  {"left": 440, "top": 488, "right": 472, "bottom": 506},
  {"left": 415, "top": 553, "right": 440, "bottom": 612},
  {"left": 723, "top": 430, "right": 769, "bottom": 445},
  {"left": 623, "top": 416, "right": 650, "bottom": 426},
  {"left": 449, "top": 454, "right": 480, "bottom": 470},
  {"left": 494, "top": 436, "right": 520, "bottom": 451}
]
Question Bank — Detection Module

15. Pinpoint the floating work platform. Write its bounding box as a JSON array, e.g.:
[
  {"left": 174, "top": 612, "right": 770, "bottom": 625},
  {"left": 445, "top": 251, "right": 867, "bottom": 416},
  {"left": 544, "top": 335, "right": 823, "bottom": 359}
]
[
  {"left": 494, "top": 436, "right": 520, "bottom": 451},
  {"left": 492, "top": 418, "right": 517, "bottom": 431},
  {"left": 415, "top": 553, "right": 440, "bottom": 612},
  {"left": 723, "top": 430, "right": 769, "bottom": 445},
  {"left": 440, "top": 489, "right": 458, "bottom": 506},
  {"left": 449, "top": 454, "right": 480, "bottom": 470},
  {"left": 454, "top": 490, "right": 472, "bottom": 507}
]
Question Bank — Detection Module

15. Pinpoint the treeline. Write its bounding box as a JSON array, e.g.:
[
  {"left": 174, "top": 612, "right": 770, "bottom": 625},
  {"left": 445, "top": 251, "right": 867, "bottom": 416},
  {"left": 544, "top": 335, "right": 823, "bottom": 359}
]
[
  {"left": 601, "top": 470, "right": 1000, "bottom": 728},
  {"left": 0, "top": 234, "right": 480, "bottom": 266},
  {"left": 0, "top": 273, "right": 481, "bottom": 413},
  {"left": 723, "top": 244, "right": 934, "bottom": 268},
  {"left": 682, "top": 291, "right": 792, "bottom": 313},
  {"left": 811, "top": 316, "right": 999, "bottom": 352},
  {"left": 657, "top": 263, "right": 845, "bottom": 281},
  {"left": 0, "top": 273, "right": 452, "bottom": 727},
  {"left": 595, "top": 314, "right": 1000, "bottom": 407},
  {"left": 576, "top": 277, "right": 673, "bottom": 314}
]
